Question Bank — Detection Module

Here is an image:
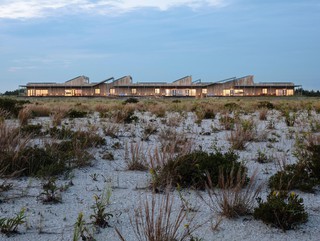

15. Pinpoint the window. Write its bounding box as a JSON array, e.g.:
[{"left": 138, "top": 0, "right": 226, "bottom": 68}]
[
  {"left": 74, "top": 89, "right": 82, "bottom": 96},
  {"left": 223, "top": 89, "right": 231, "bottom": 96},
  {"left": 27, "top": 89, "right": 35, "bottom": 96},
  {"left": 262, "top": 88, "right": 268, "bottom": 94},
  {"left": 202, "top": 89, "right": 207, "bottom": 94},
  {"left": 65, "top": 89, "right": 72, "bottom": 96},
  {"left": 132, "top": 88, "right": 137, "bottom": 94},
  {"left": 95, "top": 88, "right": 100, "bottom": 94},
  {"left": 109, "top": 88, "right": 115, "bottom": 95},
  {"left": 287, "top": 89, "right": 294, "bottom": 96},
  {"left": 35, "top": 89, "right": 48, "bottom": 96},
  {"left": 155, "top": 88, "right": 160, "bottom": 94}
]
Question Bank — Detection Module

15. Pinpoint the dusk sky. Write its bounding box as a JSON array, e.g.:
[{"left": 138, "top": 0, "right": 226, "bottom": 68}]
[{"left": 0, "top": 0, "right": 319, "bottom": 93}]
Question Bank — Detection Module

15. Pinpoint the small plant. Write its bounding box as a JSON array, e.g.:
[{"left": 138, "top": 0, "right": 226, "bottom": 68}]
[
  {"left": 90, "top": 188, "right": 113, "bottom": 228},
  {"left": 283, "top": 110, "right": 296, "bottom": 127},
  {"left": 253, "top": 191, "right": 308, "bottom": 230},
  {"left": 0, "top": 208, "right": 26, "bottom": 236},
  {"left": 219, "top": 115, "right": 235, "bottom": 130},
  {"left": 141, "top": 123, "right": 157, "bottom": 141},
  {"left": 255, "top": 149, "right": 270, "bottom": 163},
  {"left": 73, "top": 212, "right": 95, "bottom": 241},
  {"left": 38, "top": 178, "right": 62, "bottom": 203}
]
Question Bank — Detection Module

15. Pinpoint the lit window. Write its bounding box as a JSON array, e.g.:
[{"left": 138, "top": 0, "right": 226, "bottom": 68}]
[
  {"left": 155, "top": 88, "right": 160, "bottom": 94},
  {"left": 132, "top": 88, "right": 137, "bottom": 94},
  {"left": 95, "top": 88, "right": 100, "bottom": 94},
  {"left": 262, "top": 88, "right": 267, "bottom": 94},
  {"left": 109, "top": 88, "right": 115, "bottom": 95},
  {"left": 287, "top": 89, "right": 294, "bottom": 96},
  {"left": 202, "top": 89, "right": 207, "bottom": 94}
]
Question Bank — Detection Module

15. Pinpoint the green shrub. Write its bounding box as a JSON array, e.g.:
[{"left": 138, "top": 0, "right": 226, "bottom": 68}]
[
  {"left": 123, "top": 97, "right": 139, "bottom": 104},
  {"left": 152, "top": 149, "right": 247, "bottom": 190},
  {"left": 269, "top": 143, "right": 320, "bottom": 192},
  {"left": 67, "top": 109, "right": 87, "bottom": 118},
  {"left": 123, "top": 111, "right": 139, "bottom": 124},
  {"left": 253, "top": 191, "right": 308, "bottom": 230},
  {"left": 20, "top": 124, "right": 43, "bottom": 136},
  {"left": 268, "top": 164, "right": 316, "bottom": 192},
  {"left": 47, "top": 126, "right": 74, "bottom": 139},
  {"left": 224, "top": 102, "right": 240, "bottom": 112},
  {"left": 0, "top": 98, "right": 28, "bottom": 117},
  {"left": 257, "top": 101, "right": 274, "bottom": 109}
]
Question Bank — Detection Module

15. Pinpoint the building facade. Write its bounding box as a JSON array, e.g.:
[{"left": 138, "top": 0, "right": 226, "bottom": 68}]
[{"left": 20, "top": 75, "right": 298, "bottom": 97}]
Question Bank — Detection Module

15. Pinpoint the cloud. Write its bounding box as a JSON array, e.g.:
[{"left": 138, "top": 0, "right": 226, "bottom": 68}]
[{"left": 0, "top": 0, "right": 227, "bottom": 19}]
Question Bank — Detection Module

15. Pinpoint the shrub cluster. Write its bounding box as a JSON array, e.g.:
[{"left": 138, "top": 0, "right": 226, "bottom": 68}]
[
  {"left": 254, "top": 191, "right": 308, "bottom": 230},
  {"left": 151, "top": 149, "right": 247, "bottom": 190},
  {"left": 269, "top": 143, "right": 320, "bottom": 192},
  {"left": 0, "top": 98, "right": 29, "bottom": 117}
]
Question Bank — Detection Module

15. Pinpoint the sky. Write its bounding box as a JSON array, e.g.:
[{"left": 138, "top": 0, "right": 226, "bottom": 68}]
[{"left": 0, "top": 0, "right": 319, "bottom": 93}]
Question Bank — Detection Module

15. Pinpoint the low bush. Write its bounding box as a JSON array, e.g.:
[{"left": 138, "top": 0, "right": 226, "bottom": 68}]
[
  {"left": 269, "top": 142, "right": 320, "bottom": 192},
  {"left": 123, "top": 97, "right": 139, "bottom": 104},
  {"left": 257, "top": 101, "right": 274, "bottom": 109},
  {"left": 0, "top": 98, "right": 28, "bottom": 117},
  {"left": 20, "top": 124, "right": 43, "bottom": 137},
  {"left": 67, "top": 109, "right": 88, "bottom": 118},
  {"left": 224, "top": 102, "right": 240, "bottom": 112},
  {"left": 253, "top": 191, "right": 308, "bottom": 230},
  {"left": 151, "top": 149, "right": 247, "bottom": 190}
]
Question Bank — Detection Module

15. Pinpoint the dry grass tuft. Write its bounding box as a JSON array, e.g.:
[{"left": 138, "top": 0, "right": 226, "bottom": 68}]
[
  {"left": 201, "top": 169, "right": 262, "bottom": 219},
  {"left": 125, "top": 142, "right": 148, "bottom": 171},
  {"left": 116, "top": 191, "right": 199, "bottom": 241}
]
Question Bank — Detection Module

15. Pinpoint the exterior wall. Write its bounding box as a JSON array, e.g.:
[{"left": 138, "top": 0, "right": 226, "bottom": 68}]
[
  {"left": 65, "top": 76, "right": 89, "bottom": 85},
  {"left": 172, "top": 76, "right": 192, "bottom": 85}
]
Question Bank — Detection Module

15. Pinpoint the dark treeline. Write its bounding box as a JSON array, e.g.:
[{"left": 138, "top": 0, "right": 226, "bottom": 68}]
[
  {"left": 1, "top": 89, "right": 20, "bottom": 96},
  {"left": 295, "top": 88, "right": 320, "bottom": 97}
]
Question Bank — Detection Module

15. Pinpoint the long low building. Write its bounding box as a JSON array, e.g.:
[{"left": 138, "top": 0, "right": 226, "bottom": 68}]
[{"left": 20, "top": 75, "right": 299, "bottom": 97}]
